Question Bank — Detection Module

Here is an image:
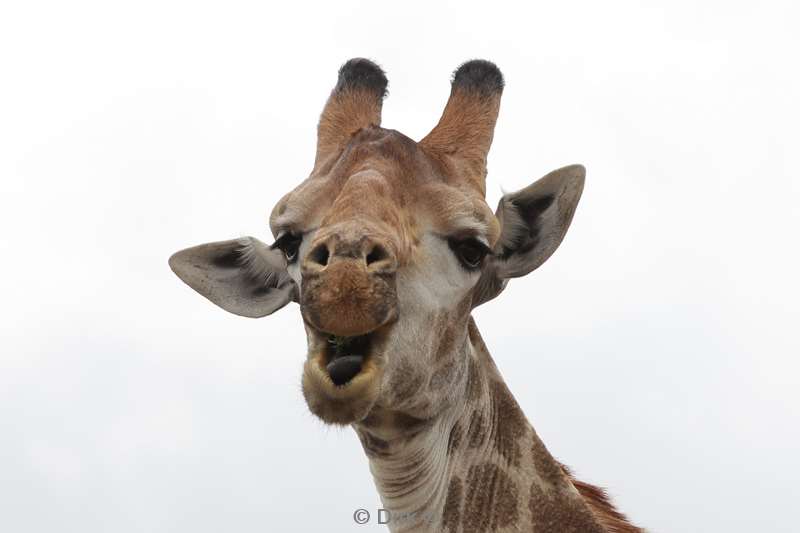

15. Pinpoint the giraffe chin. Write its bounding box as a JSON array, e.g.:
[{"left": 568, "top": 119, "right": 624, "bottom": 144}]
[{"left": 300, "top": 326, "right": 387, "bottom": 426}]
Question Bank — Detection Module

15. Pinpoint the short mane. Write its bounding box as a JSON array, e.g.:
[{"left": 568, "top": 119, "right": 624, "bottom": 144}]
[{"left": 561, "top": 464, "right": 645, "bottom": 532}]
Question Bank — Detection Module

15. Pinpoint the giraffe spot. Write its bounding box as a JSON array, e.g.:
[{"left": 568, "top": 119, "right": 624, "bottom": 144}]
[
  {"left": 388, "top": 362, "right": 423, "bottom": 404},
  {"left": 531, "top": 433, "right": 565, "bottom": 486},
  {"left": 434, "top": 316, "right": 457, "bottom": 362},
  {"left": 447, "top": 422, "right": 463, "bottom": 455},
  {"left": 465, "top": 356, "right": 483, "bottom": 404},
  {"left": 462, "top": 462, "right": 519, "bottom": 531},
  {"left": 360, "top": 408, "right": 388, "bottom": 429},
  {"left": 454, "top": 293, "right": 472, "bottom": 317},
  {"left": 466, "top": 410, "right": 487, "bottom": 449},
  {"left": 392, "top": 411, "right": 432, "bottom": 438},
  {"left": 429, "top": 359, "right": 457, "bottom": 390},
  {"left": 528, "top": 478, "right": 606, "bottom": 533},
  {"left": 491, "top": 380, "right": 527, "bottom": 467},
  {"left": 526, "top": 442, "right": 610, "bottom": 532},
  {"left": 433, "top": 301, "right": 469, "bottom": 363},
  {"left": 467, "top": 318, "right": 488, "bottom": 353},
  {"left": 442, "top": 476, "right": 462, "bottom": 532}
]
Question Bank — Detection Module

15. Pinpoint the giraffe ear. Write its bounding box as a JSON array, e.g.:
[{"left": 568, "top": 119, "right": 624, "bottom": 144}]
[
  {"left": 473, "top": 165, "right": 585, "bottom": 306},
  {"left": 169, "top": 237, "right": 297, "bottom": 318}
]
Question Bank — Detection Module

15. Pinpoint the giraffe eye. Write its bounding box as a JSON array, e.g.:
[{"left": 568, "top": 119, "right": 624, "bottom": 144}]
[
  {"left": 272, "top": 232, "right": 302, "bottom": 263},
  {"left": 448, "top": 238, "right": 491, "bottom": 270}
]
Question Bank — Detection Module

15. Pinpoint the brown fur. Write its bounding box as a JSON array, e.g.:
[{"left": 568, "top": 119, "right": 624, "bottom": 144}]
[
  {"left": 490, "top": 380, "right": 527, "bottom": 467},
  {"left": 448, "top": 421, "right": 463, "bottom": 455},
  {"left": 466, "top": 410, "right": 488, "bottom": 449},
  {"left": 388, "top": 361, "right": 424, "bottom": 405},
  {"left": 301, "top": 257, "right": 397, "bottom": 337},
  {"left": 463, "top": 463, "right": 520, "bottom": 531},
  {"left": 442, "top": 476, "right": 463, "bottom": 532},
  {"left": 465, "top": 356, "right": 483, "bottom": 404},
  {"left": 528, "top": 477, "right": 606, "bottom": 533},
  {"left": 429, "top": 358, "right": 458, "bottom": 390},
  {"left": 434, "top": 313, "right": 458, "bottom": 362},
  {"left": 420, "top": 89, "right": 502, "bottom": 195},
  {"left": 316, "top": 86, "right": 385, "bottom": 169},
  {"left": 562, "top": 465, "right": 644, "bottom": 533}
]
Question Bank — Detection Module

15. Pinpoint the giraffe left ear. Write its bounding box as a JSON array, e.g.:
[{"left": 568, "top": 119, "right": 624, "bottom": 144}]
[
  {"left": 169, "top": 237, "right": 297, "bottom": 318},
  {"left": 473, "top": 164, "right": 585, "bottom": 306}
]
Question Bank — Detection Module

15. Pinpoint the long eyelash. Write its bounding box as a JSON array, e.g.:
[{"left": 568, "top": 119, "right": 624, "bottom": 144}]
[
  {"left": 447, "top": 237, "right": 493, "bottom": 256},
  {"left": 446, "top": 237, "right": 493, "bottom": 271},
  {"left": 473, "top": 241, "right": 494, "bottom": 257}
]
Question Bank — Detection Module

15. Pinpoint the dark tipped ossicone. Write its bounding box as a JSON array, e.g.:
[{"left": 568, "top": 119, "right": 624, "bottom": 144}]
[
  {"left": 452, "top": 59, "right": 504, "bottom": 94},
  {"left": 335, "top": 58, "right": 388, "bottom": 97}
]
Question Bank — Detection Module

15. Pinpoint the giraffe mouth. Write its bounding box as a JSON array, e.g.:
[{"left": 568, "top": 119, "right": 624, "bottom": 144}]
[
  {"left": 324, "top": 333, "right": 373, "bottom": 386},
  {"left": 301, "top": 322, "right": 390, "bottom": 424},
  {"left": 305, "top": 322, "right": 388, "bottom": 388}
]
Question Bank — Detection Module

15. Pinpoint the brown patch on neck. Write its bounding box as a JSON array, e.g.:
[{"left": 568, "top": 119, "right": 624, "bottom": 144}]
[
  {"left": 466, "top": 410, "right": 488, "bottom": 449},
  {"left": 441, "top": 476, "right": 463, "bottom": 532},
  {"left": 531, "top": 432, "right": 568, "bottom": 487},
  {"left": 429, "top": 358, "right": 458, "bottom": 391},
  {"left": 392, "top": 411, "right": 435, "bottom": 438},
  {"left": 527, "top": 439, "right": 606, "bottom": 532},
  {"left": 434, "top": 328, "right": 457, "bottom": 362},
  {"left": 388, "top": 361, "right": 424, "bottom": 406},
  {"left": 528, "top": 436, "right": 644, "bottom": 532},
  {"left": 437, "top": 295, "right": 472, "bottom": 357},
  {"left": 447, "top": 421, "right": 463, "bottom": 456},
  {"left": 528, "top": 476, "right": 606, "bottom": 533},
  {"left": 462, "top": 462, "right": 520, "bottom": 531},
  {"left": 489, "top": 380, "right": 527, "bottom": 467},
  {"left": 467, "top": 317, "right": 487, "bottom": 354},
  {"left": 465, "top": 355, "right": 483, "bottom": 404}
]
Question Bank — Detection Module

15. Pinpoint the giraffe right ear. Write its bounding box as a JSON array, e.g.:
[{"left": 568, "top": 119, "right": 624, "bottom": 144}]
[
  {"left": 169, "top": 237, "right": 297, "bottom": 318},
  {"left": 473, "top": 165, "right": 585, "bottom": 307}
]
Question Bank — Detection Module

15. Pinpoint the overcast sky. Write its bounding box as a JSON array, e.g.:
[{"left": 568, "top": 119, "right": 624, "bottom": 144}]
[{"left": 1, "top": 1, "right": 798, "bottom": 532}]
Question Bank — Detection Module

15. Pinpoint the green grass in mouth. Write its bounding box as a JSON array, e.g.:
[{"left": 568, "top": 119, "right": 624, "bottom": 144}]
[{"left": 328, "top": 335, "right": 352, "bottom": 357}]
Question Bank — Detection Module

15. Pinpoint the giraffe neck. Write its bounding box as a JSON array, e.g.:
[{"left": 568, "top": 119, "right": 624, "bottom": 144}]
[{"left": 353, "top": 319, "right": 616, "bottom": 533}]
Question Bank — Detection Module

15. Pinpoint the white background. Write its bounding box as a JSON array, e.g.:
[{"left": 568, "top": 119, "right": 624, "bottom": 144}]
[{"left": 2, "top": 1, "right": 798, "bottom": 531}]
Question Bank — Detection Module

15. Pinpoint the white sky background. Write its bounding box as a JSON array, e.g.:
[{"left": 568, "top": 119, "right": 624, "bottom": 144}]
[{"left": 1, "top": 1, "right": 798, "bottom": 531}]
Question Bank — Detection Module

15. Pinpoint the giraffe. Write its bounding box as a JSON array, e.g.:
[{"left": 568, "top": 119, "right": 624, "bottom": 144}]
[{"left": 169, "top": 58, "right": 644, "bottom": 532}]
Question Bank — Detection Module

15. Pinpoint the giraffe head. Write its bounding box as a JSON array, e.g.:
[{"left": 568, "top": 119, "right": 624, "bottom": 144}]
[{"left": 170, "top": 59, "right": 584, "bottom": 426}]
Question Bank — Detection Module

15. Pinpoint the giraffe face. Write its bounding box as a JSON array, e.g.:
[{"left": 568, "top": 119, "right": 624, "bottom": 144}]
[
  {"left": 271, "top": 127, "right": 501, "bottom": 424},
  {"left": 169, "top": 59, "right": 585, "bottom": 426}
]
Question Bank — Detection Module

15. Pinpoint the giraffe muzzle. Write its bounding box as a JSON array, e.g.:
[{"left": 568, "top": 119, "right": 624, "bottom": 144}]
[
  {"left": 300, "top": 255, "right": 398, "bottom": 338},
  {"left": 298, "top": 228, "right": 398, "bottom": 423},
  {"left": 300, "top": 320, "right": 390, "bottom": 425}
]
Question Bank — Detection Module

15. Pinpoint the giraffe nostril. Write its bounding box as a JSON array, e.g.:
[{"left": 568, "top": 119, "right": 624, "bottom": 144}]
[
  {"left": 308, "top": 243, "right": 330, "bottom": 267},
  {"left": 365, "top": 244, "right": 388, "bottom": 267}
]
